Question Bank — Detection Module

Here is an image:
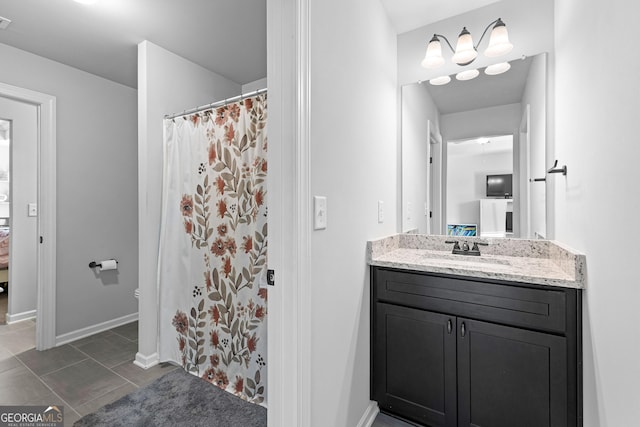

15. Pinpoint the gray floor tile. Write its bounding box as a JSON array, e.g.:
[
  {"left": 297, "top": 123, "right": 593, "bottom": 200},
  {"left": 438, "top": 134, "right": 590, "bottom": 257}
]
[
  {"left": 110, "top": 321, "right": 138, "bottom": 342},
  {"left": 68, "top": 330, "right": 116, "bottom": 348},
  {"left": 0, "top": 324, "right": 35, "bottom": 354},
  {"left": 63, "top": 408, "right": 81, "bottom": 427},
  {"left": 0, "top": 346, "right": 14, "bottom": 363},
  {"left": 111, "top": 360, "right": 178, "bottom": 387},
  {"left": 0, "top": 354, "right": 21, "bottom": 374},
  {"left": 17, "top": 344, "right": 88, "bottom": 376},
  {"left": 74, "top": 382, "right": 138, "bottom": 416},
  {"left": 0, "top": 361, "right": 60, "bottom": 405},
  {"left": 72, "top": 332, "right": 138, "bottom": 368},
  {"left": 0, "top": 319, "right": 35, "bottom": 335},
  {"left": 15, "top": 392, "right": 72, "bottom": 410},
  {"left": 40, "top": 359, "right": 127, "bottom": 407}
]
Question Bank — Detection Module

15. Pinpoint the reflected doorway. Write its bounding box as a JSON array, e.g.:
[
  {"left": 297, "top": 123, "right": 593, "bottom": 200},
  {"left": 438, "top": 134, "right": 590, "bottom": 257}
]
[{"left": 446, "top": 135, "right": 514, "bottom": 238}]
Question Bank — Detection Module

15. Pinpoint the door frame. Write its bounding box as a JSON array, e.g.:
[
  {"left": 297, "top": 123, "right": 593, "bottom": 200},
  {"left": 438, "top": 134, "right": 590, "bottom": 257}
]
[
  {"left": 0, "top": 82, "right": 56, "bottom": 350},
  {"left": 266, "top": 0, "right": 312, "bottom": 424}
]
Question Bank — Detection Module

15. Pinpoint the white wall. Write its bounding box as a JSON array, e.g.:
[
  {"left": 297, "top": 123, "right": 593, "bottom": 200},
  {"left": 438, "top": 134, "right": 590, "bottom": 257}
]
[
  {"left": 401, "top": 84, "right": 440, "bottom": 233},
  {"left": 242, "top": 77, "right": 268, "bottom": 93},
  {"left": 446, "top": 140, "right": 512, "bottom": 228},
  {"left": 308, "top": 0, "right": 397, "bottom": 425},
  {"left": 0, "top": 42, "right": 138, "bottom": 336},
  {"left": 440, "top": 103, "right": 522, "bottom": 142},
  {"left": 554, "top": 1, "right": 640, "bottom": 425},
  {"left": 0, "top": 97, "right": 37, "bottom": 319},
  {"left": 521, "top": 53, "right": 547, "bottom": 238},
  {"left": 137, "top": 41, "right": 240, "bottom": 365}
]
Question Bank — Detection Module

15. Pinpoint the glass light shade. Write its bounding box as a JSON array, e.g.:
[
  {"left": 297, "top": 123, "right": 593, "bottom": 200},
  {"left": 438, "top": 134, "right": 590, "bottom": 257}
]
[
  {"left": 421, "top": 38, "right": 445, "bottom": 69},
  {"left": 452, "top": 29, "right": 478, "bottom": 65},
  {"left": 429, "top": 75, "right": 451, "bottom": 86},
  {"left": 456, "top": 69, "right": 480, "bottom": 81},
  {"left": 484, "top": 24, "right": 513, "bottom": 57},
  {"left": 485, "top": 62, "right": 511, "bottom": 75},
  {"left": 74, "top": 0, "right": 98, "bottom": 4}
]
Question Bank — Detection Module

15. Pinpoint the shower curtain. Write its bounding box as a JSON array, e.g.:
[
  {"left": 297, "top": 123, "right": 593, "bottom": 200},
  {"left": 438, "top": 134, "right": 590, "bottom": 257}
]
[{"left": 158, "top": 93, "right": 267, "bottom": 405}]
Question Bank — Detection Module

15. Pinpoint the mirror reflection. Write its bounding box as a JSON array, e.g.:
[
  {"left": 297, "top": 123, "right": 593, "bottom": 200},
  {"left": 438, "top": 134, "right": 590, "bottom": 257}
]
[{"left": 401, "top": 52, "right": 547, "bottom": 239}]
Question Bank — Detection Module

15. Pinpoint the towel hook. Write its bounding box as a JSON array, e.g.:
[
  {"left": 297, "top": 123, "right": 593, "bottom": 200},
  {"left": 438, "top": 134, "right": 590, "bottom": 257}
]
[{"left": 547, "top": 159, "right": 567, "bottom": 176}]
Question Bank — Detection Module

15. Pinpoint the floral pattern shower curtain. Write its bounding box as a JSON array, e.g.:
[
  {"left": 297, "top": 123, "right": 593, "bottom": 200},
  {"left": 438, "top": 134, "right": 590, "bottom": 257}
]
[{"left": 159, "top": 93, "right": 267, "bottom": 405}]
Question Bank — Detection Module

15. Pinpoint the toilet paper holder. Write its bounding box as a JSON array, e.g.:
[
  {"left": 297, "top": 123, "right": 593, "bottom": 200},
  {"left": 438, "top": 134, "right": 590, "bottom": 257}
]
[{"left": 89, "top": 259, "right": 118, "bottom": 269}]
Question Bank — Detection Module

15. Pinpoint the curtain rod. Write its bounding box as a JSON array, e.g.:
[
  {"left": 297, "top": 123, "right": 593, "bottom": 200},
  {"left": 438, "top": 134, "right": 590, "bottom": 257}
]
[{"left": 164, "top": 87, "right": 267, "bottom": 120}]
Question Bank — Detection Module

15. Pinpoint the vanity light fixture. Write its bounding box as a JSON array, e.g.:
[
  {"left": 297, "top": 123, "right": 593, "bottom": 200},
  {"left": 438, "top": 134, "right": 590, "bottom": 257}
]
[
  {"left": 429, "top": 75, "right": 452, "bottom": 86},
  {"left": 421, "top": 18, "right": 513, "bottom": 69},
  {"left": 456, "top": 69, "right": 480, "bottom": 81},
  {"left": 485, "top": 62, "right": 511, "bottom": 75}
]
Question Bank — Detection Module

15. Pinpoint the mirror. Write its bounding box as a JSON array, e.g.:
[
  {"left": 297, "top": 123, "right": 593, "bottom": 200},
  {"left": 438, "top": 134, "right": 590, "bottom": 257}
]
[{"left": 401, "top": 52, "right": 548, "bottom": 239}]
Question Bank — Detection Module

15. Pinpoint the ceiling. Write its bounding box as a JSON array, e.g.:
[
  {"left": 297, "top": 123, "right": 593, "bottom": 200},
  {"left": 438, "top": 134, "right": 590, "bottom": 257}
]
[
  {"left": 0, "top": 0, "right": 530, "bottom": 91},
  {"left": 0, "top": 0, "right": 266, "bottom": 88},
  {"left": 448, "top": 134, "right": 514, "bottom": 156},
  {"left": 380, "top": 0, "right": 502, "bottom": 34}
]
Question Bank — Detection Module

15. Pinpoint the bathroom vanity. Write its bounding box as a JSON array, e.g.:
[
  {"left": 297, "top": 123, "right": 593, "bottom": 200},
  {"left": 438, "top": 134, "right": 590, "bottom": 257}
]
[{"left": 368, "top": 234, "right": 585, "bottom": 427}]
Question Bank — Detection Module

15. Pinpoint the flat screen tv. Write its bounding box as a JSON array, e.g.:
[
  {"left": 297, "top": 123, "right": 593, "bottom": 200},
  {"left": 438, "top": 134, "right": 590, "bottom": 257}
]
[
  {"left": 486, "top": 174, "right": 513, "bottom": 198},
  {"left": 447, "top": 224, "right": 477, "bottom": 237}
]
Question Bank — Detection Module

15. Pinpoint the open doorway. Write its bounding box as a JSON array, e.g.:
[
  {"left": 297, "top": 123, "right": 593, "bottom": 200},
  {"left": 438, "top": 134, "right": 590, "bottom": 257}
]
[
  {"left": 0, "top": 82, "right": 57, "bottom": 350},
  {"left": 0, "top": 100, "right": 38, "bottom": 353}
]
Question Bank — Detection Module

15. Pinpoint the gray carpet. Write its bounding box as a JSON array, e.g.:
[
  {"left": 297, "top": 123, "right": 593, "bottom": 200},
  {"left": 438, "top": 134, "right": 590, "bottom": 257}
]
[{"left": 73, "top": 368, "right": 267, "bottom": 427}]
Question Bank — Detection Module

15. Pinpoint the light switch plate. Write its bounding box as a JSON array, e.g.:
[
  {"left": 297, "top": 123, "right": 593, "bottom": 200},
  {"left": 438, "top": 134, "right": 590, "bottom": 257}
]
[
  {"left": 314, "top": 196, "right": 327, "bottom": 230},
  {"left": 378, "top": 200, "right": 384, "bottom": 223},
  {"left": 28, "top": 203, "right": 38, "bottom": 217}
]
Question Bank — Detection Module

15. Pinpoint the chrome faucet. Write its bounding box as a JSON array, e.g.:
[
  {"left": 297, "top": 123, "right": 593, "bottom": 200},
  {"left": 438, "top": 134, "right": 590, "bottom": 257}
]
[{"left": 445, "top": 240, "right": 488, "bottom": 256}]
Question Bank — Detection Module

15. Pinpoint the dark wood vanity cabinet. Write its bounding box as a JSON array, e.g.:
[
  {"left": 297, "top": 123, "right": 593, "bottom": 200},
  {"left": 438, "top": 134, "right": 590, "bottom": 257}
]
[{"left": 371, "top": 267, "right": 582, "bottom": 427}]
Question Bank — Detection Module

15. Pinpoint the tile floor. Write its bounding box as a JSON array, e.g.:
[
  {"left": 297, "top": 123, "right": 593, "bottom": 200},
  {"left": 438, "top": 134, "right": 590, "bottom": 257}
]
[
  {"left": 0, "top": 312, "right": 415, "bottom": 427},
  {"left": 372, "top": 412, "right": 419, "bottom": 426},
  {"left": 0, "top": 320, "right": 177, "bottom": 427}
]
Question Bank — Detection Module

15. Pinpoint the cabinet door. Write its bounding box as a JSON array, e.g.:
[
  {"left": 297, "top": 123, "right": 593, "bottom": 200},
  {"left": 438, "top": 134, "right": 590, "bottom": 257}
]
[
  {"left": 373, "top": 303, "right": 457, "bottom": 427},
  {"left": 457, "top": 318, "right": 567, "bottom": 427}
]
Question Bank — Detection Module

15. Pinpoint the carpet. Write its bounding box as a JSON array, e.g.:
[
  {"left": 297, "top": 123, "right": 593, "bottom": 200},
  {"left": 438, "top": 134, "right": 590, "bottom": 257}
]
[{"left": 73, "top": 368, "right": 267, "bottom": 427}]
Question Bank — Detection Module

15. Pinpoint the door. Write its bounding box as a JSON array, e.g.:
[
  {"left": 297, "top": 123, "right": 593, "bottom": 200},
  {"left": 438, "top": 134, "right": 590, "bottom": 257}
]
[
  {"left": 457, "top": 318, "right": 567, "bottom": 427},
  {"left": 374, "top": 303, "right": 457, "bottom": 427}
]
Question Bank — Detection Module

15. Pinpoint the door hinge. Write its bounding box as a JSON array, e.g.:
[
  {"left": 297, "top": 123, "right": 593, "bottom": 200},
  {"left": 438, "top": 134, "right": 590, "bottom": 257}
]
[
  {"left": 429, "top": 156, "right": 433, "bottom": 164},
  {"left": 39, "top": 236, "right": 43, "bottom": 244},
  {"left": 267, "top": 269, "right": 275, "bottom": 286},
  {"left": 429, "top": 211, "right": 433, "bottom": 218}
]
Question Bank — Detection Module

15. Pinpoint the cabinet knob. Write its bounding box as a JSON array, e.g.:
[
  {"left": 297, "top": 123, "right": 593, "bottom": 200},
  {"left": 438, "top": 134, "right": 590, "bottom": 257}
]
[
  {"left": 461, "top": 321, "right": 466, "bottom": 337},
  {"left": 447, "top": 319, "right": 452, "bottom": 334}
]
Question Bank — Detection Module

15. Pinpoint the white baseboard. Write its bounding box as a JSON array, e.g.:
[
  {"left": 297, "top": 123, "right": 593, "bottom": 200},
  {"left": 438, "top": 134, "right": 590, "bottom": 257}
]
[
  {"left": 6, "top": 309, "right": 37, "bottom": 324},
  {"left": 357, "top": 401, "right": 380, "bottom": 427},
  {"left": 134, "top": 352, "right": 159, "bottom": 370},
  {"left": 55, "top": 312, "right": 138, "bottom": 346}
]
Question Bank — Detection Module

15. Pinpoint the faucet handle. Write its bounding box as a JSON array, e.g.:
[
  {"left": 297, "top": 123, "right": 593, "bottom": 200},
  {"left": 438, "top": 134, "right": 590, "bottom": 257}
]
[
  {"left": 462, "top": 241, "right": 470, "bottom": 251},
  {"left": 445, "top": 240, "right": 461, "bottom": 250},
  {"left": 471, "top": 242, "right": 489, "bottom": 251}
]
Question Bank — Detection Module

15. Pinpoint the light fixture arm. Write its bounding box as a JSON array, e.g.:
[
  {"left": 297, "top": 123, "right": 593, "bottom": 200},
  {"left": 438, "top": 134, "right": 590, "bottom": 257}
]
[{"left": 431, "top": 33, "right": 456, "bottom": 54}]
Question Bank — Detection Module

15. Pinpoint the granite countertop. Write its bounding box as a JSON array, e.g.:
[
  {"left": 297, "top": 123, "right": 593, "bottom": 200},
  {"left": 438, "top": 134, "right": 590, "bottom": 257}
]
[{"left": 367, "top": 234, "right": 586, "bottom": 289}]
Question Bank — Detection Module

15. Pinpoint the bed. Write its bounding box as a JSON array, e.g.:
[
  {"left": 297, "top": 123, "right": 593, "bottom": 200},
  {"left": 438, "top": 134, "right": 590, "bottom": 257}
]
[{"left": 0, "top": 227, "right": 8, "bottom": 285}]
